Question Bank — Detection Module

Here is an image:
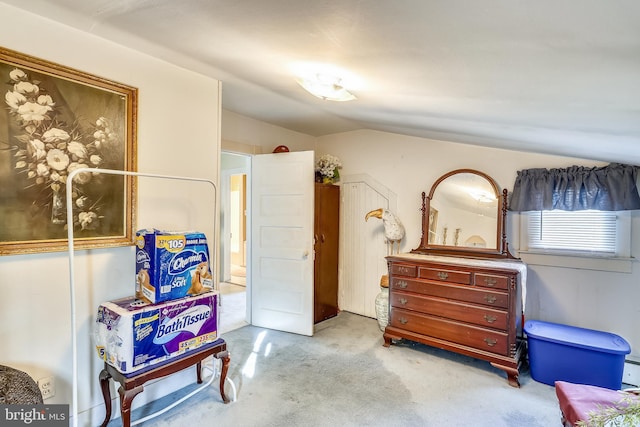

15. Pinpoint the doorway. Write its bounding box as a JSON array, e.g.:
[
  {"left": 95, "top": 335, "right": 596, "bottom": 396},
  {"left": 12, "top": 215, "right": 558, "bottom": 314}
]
[
  {"left": 220, "top": 152, "right": 250, "bottom": 332},
  {"left": 219, "top": 149, "right": 316, "bottom": 335},
  {"left": 229, "top": 173, "right": 247, "bottom": 283}
]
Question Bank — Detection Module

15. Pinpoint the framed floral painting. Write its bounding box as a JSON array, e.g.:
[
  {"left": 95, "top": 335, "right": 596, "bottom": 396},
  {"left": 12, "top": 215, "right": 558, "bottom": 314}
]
[{"left": 0, "top": 46, "right": 137, "bottom": 255}]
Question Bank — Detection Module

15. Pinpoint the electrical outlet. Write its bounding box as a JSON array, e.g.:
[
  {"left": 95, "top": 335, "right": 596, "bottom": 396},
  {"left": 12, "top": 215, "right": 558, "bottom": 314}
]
[{"left": 37, "top": 376, "right": 55, "bottom": 400}]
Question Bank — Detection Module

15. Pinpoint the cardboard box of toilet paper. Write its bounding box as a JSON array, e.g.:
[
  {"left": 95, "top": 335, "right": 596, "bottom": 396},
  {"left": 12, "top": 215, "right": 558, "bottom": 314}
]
[
  {"left": 95, "top": 292, "right": 218, "bottom": 374},
  {"left": 135, "top": 229, "right": 213, "bottom": 304}
]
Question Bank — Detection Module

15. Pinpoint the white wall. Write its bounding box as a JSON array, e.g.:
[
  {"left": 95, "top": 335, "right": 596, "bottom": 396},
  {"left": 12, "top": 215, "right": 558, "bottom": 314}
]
[
  {"left": 0, "top": 4, "right": 220, "bottom": 425},
  {"left": 222, "top": 109, "right": 315, "bottom": 154},
  {"left": 317, "top": 129, "right": 640, "bottom": 362}
]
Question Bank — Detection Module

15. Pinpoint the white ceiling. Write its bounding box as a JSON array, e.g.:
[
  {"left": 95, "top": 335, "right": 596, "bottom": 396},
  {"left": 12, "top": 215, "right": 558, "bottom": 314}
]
[{"left": 5, "top": 0, "right": 640, "bottom": 164}]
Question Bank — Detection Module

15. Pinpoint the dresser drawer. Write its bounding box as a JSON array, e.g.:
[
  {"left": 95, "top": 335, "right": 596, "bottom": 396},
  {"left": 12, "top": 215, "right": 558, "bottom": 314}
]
[
  {"left": 390, "top": 291, "right": 508, "bottom": 330},
  {"left": 390, "top": 263, "right": 417, "bottom": 277},
  {"left": 390, "top": 278, "right": 509, "bottom": 309},
  {"left": 390, "top": 277, "right": 425, "bottom": 293},
  {"left": 390, "top": 308, "right": 509, "bottom": 355},
  {"left": 418, "top": 266, "right": 471, "bottom": 284},
  {"left": 474, "top": 273, "right": 510, "bottom": 290}
]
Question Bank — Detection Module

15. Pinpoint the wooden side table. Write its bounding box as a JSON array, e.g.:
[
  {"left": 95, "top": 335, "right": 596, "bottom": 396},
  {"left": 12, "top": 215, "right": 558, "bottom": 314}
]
[{"left": 99, "top": 339, "right": 230, "bottom": 427}]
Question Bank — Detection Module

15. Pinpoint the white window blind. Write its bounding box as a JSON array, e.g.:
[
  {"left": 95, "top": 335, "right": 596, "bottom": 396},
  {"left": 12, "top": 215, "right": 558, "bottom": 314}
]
[{"left": 526, "top": 210, "right": 617, "bottom": 254}]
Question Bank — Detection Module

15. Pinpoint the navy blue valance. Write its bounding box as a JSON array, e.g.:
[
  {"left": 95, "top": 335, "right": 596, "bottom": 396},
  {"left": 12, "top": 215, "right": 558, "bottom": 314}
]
[{"left": 509, "top": 163, "right": 640, "bottom": 212}]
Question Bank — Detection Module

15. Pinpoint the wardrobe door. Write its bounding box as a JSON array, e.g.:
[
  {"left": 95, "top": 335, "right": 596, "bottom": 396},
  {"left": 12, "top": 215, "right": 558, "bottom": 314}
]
[{"left": 314, "top": 183, "right": 340, "bottom": 323}]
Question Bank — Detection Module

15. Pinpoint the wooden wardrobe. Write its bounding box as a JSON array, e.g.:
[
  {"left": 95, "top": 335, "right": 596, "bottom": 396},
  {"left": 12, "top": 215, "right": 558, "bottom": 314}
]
[{"left": 314, "top": 183, "right": 340, "bottom": 323}]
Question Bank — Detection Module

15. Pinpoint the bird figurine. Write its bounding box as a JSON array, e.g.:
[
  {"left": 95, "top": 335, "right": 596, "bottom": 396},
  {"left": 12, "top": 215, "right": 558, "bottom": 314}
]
[{"left": 365, "top": 208, "right": 406, "bottom": 255}]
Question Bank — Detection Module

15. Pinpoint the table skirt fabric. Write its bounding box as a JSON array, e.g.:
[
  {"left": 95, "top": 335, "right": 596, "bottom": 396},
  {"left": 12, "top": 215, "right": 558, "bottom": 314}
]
[{"left": 556, "top": 380, "right": 639, "bottom": 426}]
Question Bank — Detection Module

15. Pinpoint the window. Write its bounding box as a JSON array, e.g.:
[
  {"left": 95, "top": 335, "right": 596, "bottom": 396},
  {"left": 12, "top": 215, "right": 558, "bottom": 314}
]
[
  {"left": 526, "top": 210, "right": 618, "bottom": 254},
  {"left": 520, "top": 210, "right": 632, "bottom": 272}
]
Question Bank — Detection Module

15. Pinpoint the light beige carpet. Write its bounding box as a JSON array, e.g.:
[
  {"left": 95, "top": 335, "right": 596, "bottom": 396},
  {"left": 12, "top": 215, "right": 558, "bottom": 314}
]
[
  {"left": 219, "top": 282, "right": 248, "bottom": 333},
  {"left": 229, "top": 265, "right": 246, "bottom": 287},
  {"left": 111, "top": 312, "right": 562, "bottom": 427}
]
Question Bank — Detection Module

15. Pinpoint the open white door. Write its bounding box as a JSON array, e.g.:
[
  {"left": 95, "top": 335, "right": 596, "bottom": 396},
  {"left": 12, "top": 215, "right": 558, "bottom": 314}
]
[{"left": 251, "top": 150, "right": 315, "bottom": 336}]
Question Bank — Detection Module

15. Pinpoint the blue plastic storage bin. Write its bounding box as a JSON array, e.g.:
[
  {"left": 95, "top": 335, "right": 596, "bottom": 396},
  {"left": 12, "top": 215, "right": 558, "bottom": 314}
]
[{"left": 524, "top": 320, "right": 630, "bottom": 390}]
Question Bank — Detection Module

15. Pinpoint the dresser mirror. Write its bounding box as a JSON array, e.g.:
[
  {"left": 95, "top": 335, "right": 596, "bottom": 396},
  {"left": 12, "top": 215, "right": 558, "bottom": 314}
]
[{"left": 412, "top": 169, "right": 514, "bottom": 259}]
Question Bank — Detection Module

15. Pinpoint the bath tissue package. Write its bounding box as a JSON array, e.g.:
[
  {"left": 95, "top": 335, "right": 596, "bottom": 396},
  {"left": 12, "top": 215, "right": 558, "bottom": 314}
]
[{"left": 95, "top": 291, "right": 218, "bottom": 374}]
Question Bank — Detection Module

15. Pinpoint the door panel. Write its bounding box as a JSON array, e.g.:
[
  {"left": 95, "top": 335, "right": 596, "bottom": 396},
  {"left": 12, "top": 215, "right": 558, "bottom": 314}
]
[{"left": 251, "top": 151, "right": 314, "bottom": 336}]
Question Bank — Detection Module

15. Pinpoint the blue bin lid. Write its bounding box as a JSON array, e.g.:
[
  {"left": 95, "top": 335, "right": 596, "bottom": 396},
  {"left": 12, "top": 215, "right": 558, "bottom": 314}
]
[{"left": 524, "top": 320, "right": 630, "bottom": 355}]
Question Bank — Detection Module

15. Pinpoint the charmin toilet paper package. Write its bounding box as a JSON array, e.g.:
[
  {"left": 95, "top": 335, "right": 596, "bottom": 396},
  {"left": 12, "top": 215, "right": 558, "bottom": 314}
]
[
  {"left": 95, "top": 292, "right": 218, "bottom": 374},
  {"left": 135, "top": 229, "right": 213, "bottom": 304}
]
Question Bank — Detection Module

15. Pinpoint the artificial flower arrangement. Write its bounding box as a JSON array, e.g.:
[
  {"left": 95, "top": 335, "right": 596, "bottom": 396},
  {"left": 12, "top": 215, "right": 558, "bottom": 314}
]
[
  {"left": 315, "top": 154, "right": 342, "bottom": 184},
  {"left": 577, "top": 394, "right": 640, "bottom": 427}
]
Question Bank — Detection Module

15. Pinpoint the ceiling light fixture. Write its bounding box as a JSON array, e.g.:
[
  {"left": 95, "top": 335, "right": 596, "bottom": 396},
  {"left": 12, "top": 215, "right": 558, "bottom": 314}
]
[
  {"left": 468, "top": 189, "right": 496, "bottom": 203},
  {"left": 296, "top": 74, "right": 357, "bottom": 102}
]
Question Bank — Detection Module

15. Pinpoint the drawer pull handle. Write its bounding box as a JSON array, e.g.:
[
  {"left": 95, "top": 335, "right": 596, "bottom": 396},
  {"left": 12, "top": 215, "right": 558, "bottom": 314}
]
[
  {"left": 399, "top": 266, "right": 409, "bottom": 274},
  {"left": 484, "top": 278, "right": 497, "bottom": 286},
  {"left": 484, "top": 314, "right": 497, "bottom": 324},
  {"left": 397, "top": 280, "right": 408, "bottom": 289},
  {"left": 484, "top": 295, "right": 497, "bottom": 304},
  {"left": 399, "top": 298, "right": 408, "bottom": 305},
  {"left": 437, "top": 271, "right": 449, "bottom": 280},
  {"left": 484, "top": 338, "right": 497, "bottom": 347},
  {"left": 399, "top": 317, "right": 408, "bottom": 325}
]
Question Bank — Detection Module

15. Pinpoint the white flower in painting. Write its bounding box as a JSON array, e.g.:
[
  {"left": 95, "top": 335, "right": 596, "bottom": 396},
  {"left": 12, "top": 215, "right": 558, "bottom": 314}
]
[
  {"left": 93, "top": 129, "right": 106, "bottom": 141},
  {"left": 5, "top": 90, "right": 26, "bottom": 111},
  {"left": 46, "top": 149, "right": 70, "bottom": 171},
  {"left": 14, "top": 81, "right": 39, "bottom": 96},
  {"left": 9, "top": 68, "right": 27, "bottom": 82},
  {"left": 75, "top": 196, "right": 88, "bottom": 208},
  {"left": 90, "top": 154, "right": 102, "bottom": 166},
  {"left": 17, "top": 102, "right": 50, "bottom": 122},
  {"left": 67, "top": 162, "right": 92, "bottom": 184},
  {"left": 29, "top": 139, "right": 47, "bottom": 160},
  {"left": 37, "top": 94, "right": 55, "bottom": 108},
  {"left": 42, "top": 128, "right": 70, "bottom": 143},
  {"left": 36, "top": 162, "right": 49, "bottom": 177},
  {"left": 6, "top": 66, "right": 114, "bottom": 232},
  {"left": 67, "top": 141, "right": 87, "bottom": 159},
  {"left": 78, "top": 211, "right": 98, "bottom": 230}
]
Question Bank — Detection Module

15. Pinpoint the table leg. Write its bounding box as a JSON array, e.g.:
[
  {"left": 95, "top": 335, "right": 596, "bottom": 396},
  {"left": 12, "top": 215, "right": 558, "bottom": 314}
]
[
  {"left": 99, "top": 368, "right": 112, "bottom": 427},
  {"left": 196, "top": 360, "right": 203, "bottom": 384},
  {"left": 118, "top": 385, "right": 144, "bottom": 427},
  {"left": 215, "top": 350, "right": 231, "bottom": 403}
]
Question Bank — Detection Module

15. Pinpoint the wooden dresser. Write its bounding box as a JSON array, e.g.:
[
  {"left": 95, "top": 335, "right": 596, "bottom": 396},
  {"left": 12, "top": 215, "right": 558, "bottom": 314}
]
[{"left": 384, "top": 253, "right": 526, "bottom": 387}]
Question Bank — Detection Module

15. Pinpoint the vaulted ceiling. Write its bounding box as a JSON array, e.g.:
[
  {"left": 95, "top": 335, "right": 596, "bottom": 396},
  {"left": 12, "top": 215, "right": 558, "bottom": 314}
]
[{"left": 4, "top": 0, "right": 640, "bottom": 164}]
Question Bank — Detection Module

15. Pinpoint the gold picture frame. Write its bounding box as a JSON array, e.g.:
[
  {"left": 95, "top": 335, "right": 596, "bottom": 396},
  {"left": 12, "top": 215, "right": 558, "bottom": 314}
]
[{"left": 0, "top": 46, "right": 137, "bottom": 255}]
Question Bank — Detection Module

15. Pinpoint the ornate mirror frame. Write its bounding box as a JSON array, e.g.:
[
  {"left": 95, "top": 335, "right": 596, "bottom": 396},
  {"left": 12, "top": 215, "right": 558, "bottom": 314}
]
[{"left": 412, "top": 169, "right": 516, "bottom": 259}]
